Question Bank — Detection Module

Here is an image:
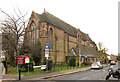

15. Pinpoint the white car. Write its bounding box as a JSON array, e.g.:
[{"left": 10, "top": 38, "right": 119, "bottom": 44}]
[{"left": 91, "top": 62, "right": 103, "bottom": 69}]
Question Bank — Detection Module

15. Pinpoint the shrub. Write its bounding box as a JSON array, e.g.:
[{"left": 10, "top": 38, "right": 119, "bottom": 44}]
[
  {"left": 48, "top": 60, "right": 53, "bottom": 70},
  {"left": 43, "top": 58, "right": 53, "bottom": 71},
  {"left": 69, "top": 58, "right": 76, "bottom": 67},
  {"left": 19, "top": 63, "right": 34, "bottom": 72},
  {"left": 81, "top": 62, "right": 91, "bottom": 66}
]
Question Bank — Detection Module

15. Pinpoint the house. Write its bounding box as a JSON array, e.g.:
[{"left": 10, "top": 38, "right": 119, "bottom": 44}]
[
  {"left": 25, "top": 10, "right": 100, "bottom": 64},
  {"left": 110, "top": 54, "right": 117, "bottom": 61}
]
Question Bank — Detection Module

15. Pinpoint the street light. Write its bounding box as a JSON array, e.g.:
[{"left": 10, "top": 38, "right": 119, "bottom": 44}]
[
  {"left": 78, "top": 34, "right": 81, "bottom": 68},
  {"left": 79, "top": 45, "right": 81, "bottom": 68}
]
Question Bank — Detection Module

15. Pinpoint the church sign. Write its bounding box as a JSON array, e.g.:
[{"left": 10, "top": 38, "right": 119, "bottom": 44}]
[{"left": 16, "top": 55, "right": 30, "bottom": 64}]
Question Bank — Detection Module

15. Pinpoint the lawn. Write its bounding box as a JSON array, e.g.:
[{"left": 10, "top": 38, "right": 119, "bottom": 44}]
[
  {"left": 8, "top": 65, "right": 90, "bottom": 76},
  {"left": 8, "top": 67, "right": 45, "bottom": 76}
]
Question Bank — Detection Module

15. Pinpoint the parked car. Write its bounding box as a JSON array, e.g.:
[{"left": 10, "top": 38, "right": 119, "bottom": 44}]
[
  {"left": 91, "top": 62, "right": 103, "bottom": 69},
  {"left": 110, "top": 61, "right": 116, "bottom": 65}
]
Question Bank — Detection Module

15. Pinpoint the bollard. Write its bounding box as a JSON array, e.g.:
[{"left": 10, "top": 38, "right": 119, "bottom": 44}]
[{"left": 19, "top": 69, "right": 21, "bottom": 80}]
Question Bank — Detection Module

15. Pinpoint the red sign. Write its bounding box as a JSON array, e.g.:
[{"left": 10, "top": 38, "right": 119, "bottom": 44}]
[{"left": 16, "top": 55, "right": 30, "bottom": 64}]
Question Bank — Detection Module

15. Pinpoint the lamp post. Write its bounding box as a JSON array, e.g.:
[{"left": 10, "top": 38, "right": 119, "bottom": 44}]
[
  {"left": 78, "top": 35, "right": 81, "bottom": 68},
  {"left": 79, "top": 44, "right": 81, "bottom": 68}
]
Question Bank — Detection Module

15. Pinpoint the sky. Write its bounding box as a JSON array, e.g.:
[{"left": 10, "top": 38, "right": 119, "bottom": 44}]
[{"left": 0, "top": 0, "right": 119, "bottom": 55}]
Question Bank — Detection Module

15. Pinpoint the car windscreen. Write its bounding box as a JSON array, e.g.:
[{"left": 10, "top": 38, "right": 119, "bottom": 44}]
[
  {"left": 92, "top": 62, "right": 97, "bottom": 65},
  {"left": 111, "top": 61, "right": 115, "bottom": 63}
]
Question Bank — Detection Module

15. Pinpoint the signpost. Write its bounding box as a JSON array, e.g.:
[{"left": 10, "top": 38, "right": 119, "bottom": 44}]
[
  {"left": 45, "top": 43, "right": 49, "bottom": 71},
  {"left": 45, "top": 43, "right": 49, "bottom": 58},
  {"left": 16, "top": 55, "right": 30, "bottom": 80}
]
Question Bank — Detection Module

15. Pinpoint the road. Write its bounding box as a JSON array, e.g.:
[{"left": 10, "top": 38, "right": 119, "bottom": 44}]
[
  {"left": 50, "top": 64, "right": 118, "bottom": 80},
  {"left": 0, "top": 63, "right": 2, "bottom": 80}
]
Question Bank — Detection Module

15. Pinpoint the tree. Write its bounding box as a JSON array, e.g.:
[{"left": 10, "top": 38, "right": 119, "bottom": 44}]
[
  {"left": 0, "top": 8, "right": 28, "bottom": 66},
  {"left": 2, "top": 33, "right": 16, "bottom": 66},
  {"left": 29, "top": 40, "right": 42, "bottom": 66},
  {"left": 98, "top": 42, "right": 103, "bottom": 63},
  {"left": 103, "top": 48, "right": 108, "bottom": 64}
]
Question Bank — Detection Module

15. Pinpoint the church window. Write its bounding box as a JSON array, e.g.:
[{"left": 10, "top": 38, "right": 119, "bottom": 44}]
[
  {"left": 49, "top": 28, "right": 53, "bottom": 49},
  {"left": 31, "top": 22, "right": 36, "bottom": 43}
]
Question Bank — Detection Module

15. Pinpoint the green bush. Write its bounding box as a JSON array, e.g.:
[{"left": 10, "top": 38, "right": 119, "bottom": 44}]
[
  {"left": 69, "top": 58, "right": 76, "bottom": 67},
  {"left": 48, "top": 60, "right": 53, "bottom": 70},
  {"left": 43, "top": 58, "right": 53, "bottom": 71},
  {"left": 81, "top": 62, "right": 91, "bottom": 66},
  {"left": 19, "top": 63, "right": 34, "bottom": 72}
]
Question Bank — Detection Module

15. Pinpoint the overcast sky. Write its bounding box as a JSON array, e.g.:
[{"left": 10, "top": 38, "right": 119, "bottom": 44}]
[{"left": 0, "top": 0, "right": 119, "bottom": 55}]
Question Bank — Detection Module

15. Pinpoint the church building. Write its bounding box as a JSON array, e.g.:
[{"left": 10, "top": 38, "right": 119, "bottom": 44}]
[{"left": 25, "top": 10, "right": 100, "bottom": 64}]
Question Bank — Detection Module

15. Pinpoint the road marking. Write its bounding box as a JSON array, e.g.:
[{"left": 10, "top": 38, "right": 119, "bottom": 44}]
[
  {"left": 93, "top": 74, "right": 95, "bottom": 76},
  {"left": 81, "top": 77, "right": 88, "bottom": 80},
  {"left": 102, "top": 70, "right": 106, "bottom": 71}
]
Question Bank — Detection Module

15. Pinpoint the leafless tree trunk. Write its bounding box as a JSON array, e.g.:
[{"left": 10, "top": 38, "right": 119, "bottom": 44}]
[
  {"left": 0, "top": 8, "right": 29, "bottom": 66},
  {"left": 103, "top": 48, "right": 108, "bottom": 64},
  {"left": 98, "top": 42, "right": 103, "bottom": 63}
]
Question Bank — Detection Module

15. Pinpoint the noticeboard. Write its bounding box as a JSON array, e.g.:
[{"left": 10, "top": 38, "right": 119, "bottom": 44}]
[{"left": 16, "top": 55, "right": 30, "bottom": 64}]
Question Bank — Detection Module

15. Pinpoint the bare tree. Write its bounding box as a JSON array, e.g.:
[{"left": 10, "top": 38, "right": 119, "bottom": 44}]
[
  {"left": 98, "top": 42, "right": 103, "bottom": 63},
  {"left": 0, "top": 8, "right": 28, "bottom": 66},
  {"left": 103, "top": 48, "right": 108, "bottom": 64}
]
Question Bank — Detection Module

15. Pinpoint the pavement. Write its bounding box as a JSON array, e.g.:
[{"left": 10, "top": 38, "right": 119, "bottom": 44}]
[
  {"left": 2, "top": 64, "right": 115, "bottom": 81},
  {"left": 2, "top": 66, "right": 91, "bottom": 80}
]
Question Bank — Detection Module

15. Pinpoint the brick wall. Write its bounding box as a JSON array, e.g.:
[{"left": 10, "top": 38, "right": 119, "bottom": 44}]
[{"left": 69, "top": 36, "right": 77, "bottom": 51}]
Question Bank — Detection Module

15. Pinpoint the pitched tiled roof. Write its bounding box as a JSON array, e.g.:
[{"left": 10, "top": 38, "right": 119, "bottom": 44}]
[
  {"left": 74, "top": 45, "right": 100, "bottom": 57},
  {"left": 34, "top": 11, "right": 95, "bottom": 44}
]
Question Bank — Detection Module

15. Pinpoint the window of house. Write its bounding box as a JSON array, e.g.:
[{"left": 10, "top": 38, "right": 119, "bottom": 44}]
[
  {"left": 88, "top": 58, "right": 90, "bottom": 62},
  {"left": 31, "top": 22, "right": 36, "bottom": 43},
  {"left": 49, "top": 28, "right": 53, "bottom": 49},
  {"left": 85, "top": 42, "right": 87, "bottom": 46}
]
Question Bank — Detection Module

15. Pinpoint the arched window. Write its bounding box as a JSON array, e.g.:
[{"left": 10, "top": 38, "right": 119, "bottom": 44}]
[
  {"left": 31, "top": 22, "right": 36, "bottom": 43},
  {"left": 49, "top": 28, "right": 53, "bottom": 49}
]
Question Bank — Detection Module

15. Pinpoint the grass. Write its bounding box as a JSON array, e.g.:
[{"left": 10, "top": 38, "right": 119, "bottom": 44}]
[
  {"left": 8, "top": 65, "right": 90, "bottom": 76},
  {"left": 8, "top": 67, "right": 45, "bottom": 76}
]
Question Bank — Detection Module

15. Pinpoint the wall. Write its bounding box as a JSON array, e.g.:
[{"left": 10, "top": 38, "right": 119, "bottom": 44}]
[{"left": 69, "top": 36, "right": 77, "bottom": 51}]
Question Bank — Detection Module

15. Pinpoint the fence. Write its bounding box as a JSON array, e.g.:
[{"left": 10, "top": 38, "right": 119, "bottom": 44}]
[{"left": 48, "top": 62, "right": 91, "bottom": 72}]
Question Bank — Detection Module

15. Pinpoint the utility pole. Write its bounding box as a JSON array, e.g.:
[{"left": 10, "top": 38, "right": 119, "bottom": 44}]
[
  {"left": 78, "top": 35, "right": 81, "bottom": 68},
  {"left": 79, "top": 44, "right": 81, "bottom": 68}
]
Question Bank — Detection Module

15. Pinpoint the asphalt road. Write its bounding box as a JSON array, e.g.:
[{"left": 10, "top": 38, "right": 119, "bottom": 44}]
[
  {"left": 50, "top": 64, "right": 118, "bottom": 80},
  {"left": 0, "top": 63, "right": 2, "bottom": 80}
]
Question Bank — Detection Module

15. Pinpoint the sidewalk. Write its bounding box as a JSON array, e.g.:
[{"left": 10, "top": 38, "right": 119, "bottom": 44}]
[
  {"left": 2, "top": 66, "right": 91, "bottom": 80},
  {"left": 2, "top": 64, "right": 111, "bottom": 80}
]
